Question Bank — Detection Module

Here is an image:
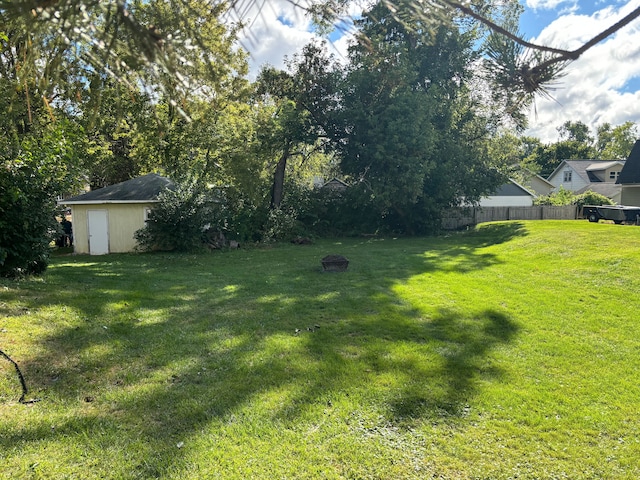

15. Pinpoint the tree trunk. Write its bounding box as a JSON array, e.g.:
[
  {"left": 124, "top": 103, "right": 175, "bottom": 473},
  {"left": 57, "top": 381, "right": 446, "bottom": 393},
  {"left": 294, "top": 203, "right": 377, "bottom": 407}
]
[{"left": 270, "top": 150, "right": 289, "bottom": 209}]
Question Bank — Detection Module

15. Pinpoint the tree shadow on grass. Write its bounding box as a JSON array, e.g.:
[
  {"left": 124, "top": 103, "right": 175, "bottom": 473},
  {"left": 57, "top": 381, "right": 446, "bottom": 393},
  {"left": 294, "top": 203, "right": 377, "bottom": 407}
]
[{"left": 0, "top": 223, "right": 525, "bottom": 476}]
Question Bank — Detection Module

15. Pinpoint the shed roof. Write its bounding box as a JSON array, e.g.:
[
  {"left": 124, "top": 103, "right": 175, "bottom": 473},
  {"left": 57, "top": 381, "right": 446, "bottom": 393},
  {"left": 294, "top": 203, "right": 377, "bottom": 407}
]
[
  {"left": 617, "top": 140, "right": 640, "bottom": 185},
  {"left": 493, "top": 180, "right": 535, "bottom": 197},
  {"left": 61, "top": 173, "right": 174, "bottom": 205}
]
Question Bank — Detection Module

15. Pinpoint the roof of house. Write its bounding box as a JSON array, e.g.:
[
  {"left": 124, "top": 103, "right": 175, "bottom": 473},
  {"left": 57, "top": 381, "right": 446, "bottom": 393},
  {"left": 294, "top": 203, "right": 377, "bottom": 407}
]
[
  {"left": 617, "top": 140, "right": 640, "bottom": 185},
  {"left": 61, "top": 173, "right": 174, "bottom": 205},
  {"left": 576, "top": 183, "right": 621, "bottom": 199},
  {"left": 586, "top": 160, "right": 624, "bottom": 171},
  {"left": 548, "top": 159, "right": 625, "bottom": 183}
]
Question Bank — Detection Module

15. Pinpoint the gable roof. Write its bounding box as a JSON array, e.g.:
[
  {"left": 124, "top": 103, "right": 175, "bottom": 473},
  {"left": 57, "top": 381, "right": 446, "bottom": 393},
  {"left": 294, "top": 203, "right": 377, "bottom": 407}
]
[
  {"left": 548, "top": 159, "right": 624, "bottom": 183},
  {"left": 61, "top": 174, "right": 174, "bottom": 205},
  {"left": 492, "top": 179, "right": 535, "bottom": 197},
  {"left": 617, "top": 140, "right": 640, "bottom": 184}
]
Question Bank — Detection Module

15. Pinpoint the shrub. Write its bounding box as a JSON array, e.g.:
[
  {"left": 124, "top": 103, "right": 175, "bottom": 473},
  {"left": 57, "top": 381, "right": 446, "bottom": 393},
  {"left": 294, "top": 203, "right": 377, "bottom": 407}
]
[
  {"left": 533, "top": 186, "right": 575, "bottom": 206},
  {"left": 135, "top": 180, "right": 219, "bottom": 252},
  {"left": 534, "top": 186, "right": 616, "bottom": 209},
  {"left": 573, "top": 190, "right": 615, "bottom": 210},
  {"left": 0, "top": 162, "right": 63, "bottom": 278}
]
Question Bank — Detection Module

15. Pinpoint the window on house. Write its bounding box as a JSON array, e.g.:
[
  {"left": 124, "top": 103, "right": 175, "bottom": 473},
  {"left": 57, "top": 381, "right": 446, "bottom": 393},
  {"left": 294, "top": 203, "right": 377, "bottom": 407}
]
[
  {"left": 610, "top": 171, "right": 619, "bottom": 180},
  {"left": 563, "top": 171, "right": 572, "bottom": 182}
]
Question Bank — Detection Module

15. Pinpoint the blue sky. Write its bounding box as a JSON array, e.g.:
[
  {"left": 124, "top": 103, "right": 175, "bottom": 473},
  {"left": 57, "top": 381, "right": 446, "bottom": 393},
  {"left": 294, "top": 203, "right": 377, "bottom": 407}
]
[{"left": 233, "top": 0, "right": 640, "bottom": 142}]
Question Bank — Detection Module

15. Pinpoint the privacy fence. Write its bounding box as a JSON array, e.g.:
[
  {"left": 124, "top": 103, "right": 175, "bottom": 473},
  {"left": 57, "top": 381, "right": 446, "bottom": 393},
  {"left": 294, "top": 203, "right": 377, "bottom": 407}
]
[{"left": 442, "top": 205, "right": 579, "bottom": 230}]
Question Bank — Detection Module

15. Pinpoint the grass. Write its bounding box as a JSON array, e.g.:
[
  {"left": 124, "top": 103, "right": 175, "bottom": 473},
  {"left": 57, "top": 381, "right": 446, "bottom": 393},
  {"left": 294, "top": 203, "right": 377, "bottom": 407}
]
[{"left": 1, "top": 220, "right": 640, "bottom": 479}]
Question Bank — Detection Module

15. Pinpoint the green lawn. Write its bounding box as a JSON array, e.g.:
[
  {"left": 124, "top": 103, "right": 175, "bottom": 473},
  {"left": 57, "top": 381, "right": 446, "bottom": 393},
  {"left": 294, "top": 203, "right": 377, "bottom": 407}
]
[{"left": 1, "top": 220, "right": 640, "bottom": 479}]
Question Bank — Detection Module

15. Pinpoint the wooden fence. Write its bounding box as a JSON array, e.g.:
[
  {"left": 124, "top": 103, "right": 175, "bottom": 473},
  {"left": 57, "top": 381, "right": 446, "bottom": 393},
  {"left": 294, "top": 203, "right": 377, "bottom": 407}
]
[{"left": 442, "top": 205, "right": 579, "bottom": 230}]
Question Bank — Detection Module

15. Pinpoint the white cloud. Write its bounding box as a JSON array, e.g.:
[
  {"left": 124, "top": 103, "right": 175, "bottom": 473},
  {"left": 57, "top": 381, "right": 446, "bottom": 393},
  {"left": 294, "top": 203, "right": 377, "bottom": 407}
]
[
  {"left": 229, "top": 0, "right": 360, "bottom": 78},
  {"left": 524, "top": 0, "right": 640, "bottom": 142},
  {"left": 526, "top": 0, "right": 575, "bottom": 12}
]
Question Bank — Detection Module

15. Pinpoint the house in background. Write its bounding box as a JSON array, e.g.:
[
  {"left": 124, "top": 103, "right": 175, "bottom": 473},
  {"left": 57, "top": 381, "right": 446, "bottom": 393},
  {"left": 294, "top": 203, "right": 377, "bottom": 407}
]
[
  {"left": 319, "top": 177, "right": 349, "bottom": 192},
  {"left": 547, "top": 159, "right": 625, "bottom": 203},
  {"left": 59, "top": 173, "right": 174, "bottom": 255},
  {"left": 479, "top": 179, "right": 536, "bottom": 207},
  {"left": 617, "top": 139, "right": 640, "bottom": 206}
]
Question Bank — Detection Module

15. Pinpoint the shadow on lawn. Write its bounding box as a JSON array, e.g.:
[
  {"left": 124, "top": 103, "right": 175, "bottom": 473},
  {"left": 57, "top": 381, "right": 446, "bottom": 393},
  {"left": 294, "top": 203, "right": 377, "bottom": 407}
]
[{"left": 1, "top": 223, "right": 524, "bottom": 476}]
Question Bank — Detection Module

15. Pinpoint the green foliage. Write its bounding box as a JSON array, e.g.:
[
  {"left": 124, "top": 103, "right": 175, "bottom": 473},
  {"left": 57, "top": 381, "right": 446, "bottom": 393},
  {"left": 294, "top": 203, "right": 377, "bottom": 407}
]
[
  {"left": 573, "top": 190, "right": 616, "bottom": 210},
  {"left": 319, "top": 6, "right": 503, "bottom": 234},
  {"left": 0, "top": 119, "right": 85, "bottom": 277},
  {"left": 533, "top": 186, "right": 615, "bottom": 208},
  {"left": 135, "top": 180, "right": 219, "bottom": 252},
  {"left": 533, "top": 186, "right": 575, "bottom": 206},
  {"left": 596, "top": 122, "right": 638, "bottom": 160}
]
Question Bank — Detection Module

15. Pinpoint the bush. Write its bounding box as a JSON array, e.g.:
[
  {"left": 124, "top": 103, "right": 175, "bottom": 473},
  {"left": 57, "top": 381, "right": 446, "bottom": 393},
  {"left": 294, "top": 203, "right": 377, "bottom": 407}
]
[
  {"left": 533, "top": 186, "right": 575, "bottom": 206},
  {"left": 573, "top": 190, "right": 615, "bottom": 210},
  {"left": 0, "top": 163, "right": 61, "bottom": 277},
  {"left": 534, "top": 186, "right": 616, "bottom": 209},
  {"left": 135, "top": 180, "right": 220, "bottom": 252}
]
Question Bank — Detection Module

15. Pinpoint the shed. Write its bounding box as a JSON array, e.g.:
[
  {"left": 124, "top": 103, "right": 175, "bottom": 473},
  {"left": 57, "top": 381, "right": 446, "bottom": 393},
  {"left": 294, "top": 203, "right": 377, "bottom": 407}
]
[
  {"left": 479, "top": 179, "right": 536, "bottom": 207},
  {"left": 59, "top": 173, "right": 174, "bottom": 254},
  {"left": 617, "top": 140, "right": 640, "bottom": 206}
]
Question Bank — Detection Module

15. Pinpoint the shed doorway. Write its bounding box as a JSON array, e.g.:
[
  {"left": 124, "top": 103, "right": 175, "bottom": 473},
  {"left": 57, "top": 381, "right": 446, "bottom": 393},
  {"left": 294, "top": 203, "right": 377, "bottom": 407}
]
[{"left": 88, "top": 210, "right": 109, "bottom": 255}]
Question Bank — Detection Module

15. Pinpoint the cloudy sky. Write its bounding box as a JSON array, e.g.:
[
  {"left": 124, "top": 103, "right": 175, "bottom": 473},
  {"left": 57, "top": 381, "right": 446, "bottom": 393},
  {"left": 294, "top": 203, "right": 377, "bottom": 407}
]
[{"left": 231, "top": 0, "right": 640, "bottom": 143}]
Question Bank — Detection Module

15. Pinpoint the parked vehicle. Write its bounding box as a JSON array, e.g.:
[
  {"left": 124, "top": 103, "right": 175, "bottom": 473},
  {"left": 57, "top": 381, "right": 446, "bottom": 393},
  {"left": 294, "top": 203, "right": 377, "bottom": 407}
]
[{"left": 582, "top": 205, "right": 640, "bottom": 224}]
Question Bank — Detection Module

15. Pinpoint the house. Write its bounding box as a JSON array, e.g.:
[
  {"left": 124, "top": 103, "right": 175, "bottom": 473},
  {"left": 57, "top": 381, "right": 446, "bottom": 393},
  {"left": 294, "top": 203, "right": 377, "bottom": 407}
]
[
  {"left": 59, "top": 173, "right": 174, "bottom": 255},
  {"left": 617, "top": 140, "right": 640, "bottom": 206},
  {"left": 479, "top": 179, "right": 536, "bottom": 207},
  {"left": 547, "top": 159, "right": 625, "bottom": 203},
  {"left": 320, "top": 178, "right": 348, "bottom": 192}
]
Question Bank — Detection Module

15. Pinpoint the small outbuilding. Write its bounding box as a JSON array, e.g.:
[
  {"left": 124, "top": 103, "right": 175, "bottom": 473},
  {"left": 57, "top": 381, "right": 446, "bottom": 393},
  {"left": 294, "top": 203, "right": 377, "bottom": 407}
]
[
  {"left": 479, "top": 179, "right": 536, "bottom": 207},
  {"left": 617, "top": 140, "right": 640, "bottom": 206},
  {"left": 59, "top": 173, "right": 174, "bottom": 255}
]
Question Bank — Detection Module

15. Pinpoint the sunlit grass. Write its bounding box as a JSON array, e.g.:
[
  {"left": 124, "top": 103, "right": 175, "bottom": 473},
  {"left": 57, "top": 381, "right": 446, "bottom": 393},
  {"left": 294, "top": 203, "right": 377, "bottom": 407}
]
[{"left": 1, "top": 220, "right": 640, "bottom": 478}]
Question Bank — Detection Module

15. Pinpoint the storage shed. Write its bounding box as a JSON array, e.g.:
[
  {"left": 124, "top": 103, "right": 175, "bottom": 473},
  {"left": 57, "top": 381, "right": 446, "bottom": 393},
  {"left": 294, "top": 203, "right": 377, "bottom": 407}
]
[
  {"left": 617, "top": 140, "right": 640, "bottom": 206},
  {"left": 479, "top": 179, "right": 536, "bottom": 207},
  {"left": 59, "top": 174, "right": 174, "bottom": 254}
]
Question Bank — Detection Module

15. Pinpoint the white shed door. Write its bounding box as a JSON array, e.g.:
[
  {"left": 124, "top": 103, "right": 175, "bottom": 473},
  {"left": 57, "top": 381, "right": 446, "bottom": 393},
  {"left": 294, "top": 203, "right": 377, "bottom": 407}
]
[{"left": 88, "top": 210, "right": 109, "bottom": 255}]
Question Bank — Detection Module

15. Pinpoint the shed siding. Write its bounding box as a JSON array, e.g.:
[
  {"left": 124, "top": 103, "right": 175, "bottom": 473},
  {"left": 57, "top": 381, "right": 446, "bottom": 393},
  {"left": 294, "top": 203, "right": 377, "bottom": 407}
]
[
  {"left": 479, "top": 196, "right": 534, "bottom": 207},
  {"left": 71, "top": 203, "right": 152, "bottom": 254},
  {"left": 620, "top": 186, "right": 640, "bottom": 207}
]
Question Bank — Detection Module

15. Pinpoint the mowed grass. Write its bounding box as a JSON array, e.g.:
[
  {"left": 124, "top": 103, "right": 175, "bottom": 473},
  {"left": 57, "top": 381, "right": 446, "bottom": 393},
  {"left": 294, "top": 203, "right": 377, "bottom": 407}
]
[{"left": 1, "top": 220, "right": 640, "bottom": 479}]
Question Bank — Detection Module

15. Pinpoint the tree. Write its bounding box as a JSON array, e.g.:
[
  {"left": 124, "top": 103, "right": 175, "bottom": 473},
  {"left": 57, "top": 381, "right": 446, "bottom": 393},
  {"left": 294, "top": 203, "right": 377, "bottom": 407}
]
[
  {"left": 254, "top": 64, "right": 332, "bottom": 210},
  {"left": 309, "top": 2, "right": 504, "bottom": 233},
  {"left": 4, "top": 0, "right": 638, "bottom": 114},
  {"left": 596, "top": 122, "right": 638, "bottom": 160},
  {"left": 557, "top": 121, "right": 594, "bottom": 145},
  {"left": 0, "top": 119, "right": 85, "bottom": 276}
]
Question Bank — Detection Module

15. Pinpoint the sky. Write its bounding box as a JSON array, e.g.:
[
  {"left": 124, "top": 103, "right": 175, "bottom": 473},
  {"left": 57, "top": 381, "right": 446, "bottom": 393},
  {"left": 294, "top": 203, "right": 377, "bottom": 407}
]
[{"left": 230, "top": 0, "right": 640, "bottom": 143}]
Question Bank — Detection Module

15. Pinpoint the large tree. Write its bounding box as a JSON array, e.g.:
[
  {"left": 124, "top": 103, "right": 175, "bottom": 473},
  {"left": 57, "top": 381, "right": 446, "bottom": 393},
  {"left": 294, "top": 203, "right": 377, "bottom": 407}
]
[{"left": 319, "top": 2, "right": 503, "bottom": 233}]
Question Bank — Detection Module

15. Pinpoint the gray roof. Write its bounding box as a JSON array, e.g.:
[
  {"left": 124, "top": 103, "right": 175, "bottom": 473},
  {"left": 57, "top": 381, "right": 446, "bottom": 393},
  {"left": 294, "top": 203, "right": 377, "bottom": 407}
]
[
  {"left": 493, "top": 180, "right": 535, "bottom": 197},
  {"left": 617, "top": 140, "right": 640, "bottom": 184},
  {"left": 576, "top": 183, "right": 621, "bottom": 199},
  {"left": 548, "top": 159, "right": 625, "bottom": 183},
  {"left": 61, "top": 174, "right": 174, "bottom": 204}
]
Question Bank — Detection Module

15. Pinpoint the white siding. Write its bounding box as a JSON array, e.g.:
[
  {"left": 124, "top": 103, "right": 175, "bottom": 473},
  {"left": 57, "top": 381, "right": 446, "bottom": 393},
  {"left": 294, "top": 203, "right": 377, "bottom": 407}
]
[
  {"left": 479, "top": 195, "right": 534, "bottom": 207},
  {"left": 548, "top": 167, "right": 590, "bottom": 192}
]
